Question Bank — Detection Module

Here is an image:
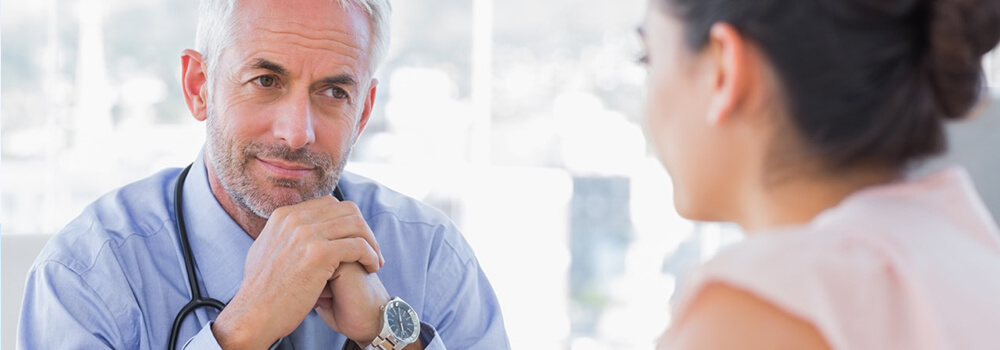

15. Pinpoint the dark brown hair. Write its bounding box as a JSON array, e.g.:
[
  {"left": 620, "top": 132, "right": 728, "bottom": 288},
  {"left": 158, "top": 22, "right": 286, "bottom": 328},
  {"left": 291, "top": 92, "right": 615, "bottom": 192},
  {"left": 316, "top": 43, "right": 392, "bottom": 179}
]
[{"left": 661, "top": 0, "right": 1000, "bottom": 169}]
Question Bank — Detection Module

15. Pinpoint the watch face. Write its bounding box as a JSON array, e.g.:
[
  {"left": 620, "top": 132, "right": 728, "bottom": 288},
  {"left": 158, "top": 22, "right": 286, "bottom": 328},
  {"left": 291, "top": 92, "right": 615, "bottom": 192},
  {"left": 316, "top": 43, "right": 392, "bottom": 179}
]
[{"left": 386, "top": 300, "right": 418, "bottom": 341}]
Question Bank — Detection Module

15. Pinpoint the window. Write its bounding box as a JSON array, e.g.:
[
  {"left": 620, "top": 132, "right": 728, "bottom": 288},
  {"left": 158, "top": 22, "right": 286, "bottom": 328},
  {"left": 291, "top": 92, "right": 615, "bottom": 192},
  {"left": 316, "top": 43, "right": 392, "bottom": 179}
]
[{"left": 9, "top": 1, "right": 995, "bottom": 350}]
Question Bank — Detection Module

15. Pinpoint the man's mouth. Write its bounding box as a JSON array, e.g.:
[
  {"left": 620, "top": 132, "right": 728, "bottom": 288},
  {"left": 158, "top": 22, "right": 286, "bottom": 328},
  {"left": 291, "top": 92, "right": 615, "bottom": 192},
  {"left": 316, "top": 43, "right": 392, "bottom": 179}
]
[{"left": 255, "top": 157, "right": 315, "bottom": 178}]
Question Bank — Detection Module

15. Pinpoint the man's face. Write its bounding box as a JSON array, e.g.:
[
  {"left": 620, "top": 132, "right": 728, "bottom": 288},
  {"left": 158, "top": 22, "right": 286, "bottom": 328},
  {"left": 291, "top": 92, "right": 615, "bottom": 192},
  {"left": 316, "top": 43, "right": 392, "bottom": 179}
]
[{"left": 204, "top": 0, "right": 375, "bottom": 218}]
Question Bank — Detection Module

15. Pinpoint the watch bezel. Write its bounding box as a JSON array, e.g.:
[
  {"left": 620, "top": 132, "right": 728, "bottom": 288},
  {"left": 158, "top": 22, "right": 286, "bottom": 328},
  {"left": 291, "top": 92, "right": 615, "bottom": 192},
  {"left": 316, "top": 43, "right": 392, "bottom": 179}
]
[{"left": 383, "top": 297, "right": 420, "bottom": 346}]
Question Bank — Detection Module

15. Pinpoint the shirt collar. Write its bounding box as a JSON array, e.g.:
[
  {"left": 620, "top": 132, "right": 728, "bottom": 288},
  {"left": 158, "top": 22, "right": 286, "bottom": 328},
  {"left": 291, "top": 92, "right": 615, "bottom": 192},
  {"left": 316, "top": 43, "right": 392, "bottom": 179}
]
[{"left": 181, "top": 150, "right": 254, "bottom": 303}]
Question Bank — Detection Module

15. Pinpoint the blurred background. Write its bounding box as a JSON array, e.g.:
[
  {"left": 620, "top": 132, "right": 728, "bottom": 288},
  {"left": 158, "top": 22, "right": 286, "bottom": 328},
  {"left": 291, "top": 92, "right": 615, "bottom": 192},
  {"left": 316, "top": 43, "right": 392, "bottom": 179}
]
[{"left": 2, "top": 0, "right": 999, "bottom": 349}]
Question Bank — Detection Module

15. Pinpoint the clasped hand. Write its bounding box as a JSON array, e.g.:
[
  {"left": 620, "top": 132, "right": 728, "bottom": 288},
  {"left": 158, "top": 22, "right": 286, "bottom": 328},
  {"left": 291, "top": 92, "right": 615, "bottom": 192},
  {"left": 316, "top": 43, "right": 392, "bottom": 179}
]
[{"left": 212, "top": 196, "right": 391, "bottom": 348}]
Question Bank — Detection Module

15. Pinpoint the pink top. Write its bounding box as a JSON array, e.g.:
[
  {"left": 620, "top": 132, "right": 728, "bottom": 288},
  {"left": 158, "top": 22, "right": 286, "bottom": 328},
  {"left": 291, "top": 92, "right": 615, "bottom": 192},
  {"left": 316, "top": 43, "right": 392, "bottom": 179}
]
[{"left": 673, "top": 167, "right": 1000, "bottom": 350}]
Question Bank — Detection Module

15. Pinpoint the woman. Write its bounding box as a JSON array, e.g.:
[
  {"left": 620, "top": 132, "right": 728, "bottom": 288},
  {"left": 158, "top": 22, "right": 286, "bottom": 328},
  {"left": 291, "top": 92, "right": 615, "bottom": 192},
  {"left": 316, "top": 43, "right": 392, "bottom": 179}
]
[{"left": 637, "top": 0, "right": 1000, "bottom": 348}]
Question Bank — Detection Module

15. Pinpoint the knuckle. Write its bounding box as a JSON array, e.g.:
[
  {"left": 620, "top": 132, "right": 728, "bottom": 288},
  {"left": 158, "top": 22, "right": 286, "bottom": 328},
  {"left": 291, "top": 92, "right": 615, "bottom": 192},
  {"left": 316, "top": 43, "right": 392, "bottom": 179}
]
[
  {"left": 351, "top": 237, "right": 368, "bottom": 249},
  {"left": 271, "top": 206, "right": 288, "bottom": 219},
  {"left": 347, "top": 213, "right": 365, "bottom": 228},
  {"left": 288, "top": 210, "right": 309, "bottom": 224},
  {"left": 302, "top": 244, "right": 319, "bottom": 265},
  {"left": 307, "top": 243, "right": 330, "bottom": 265},
  {"left": 333, "top": 213, "right": 367, "bottom": 232},
  {"left": 352, "top": 237, "right": 369, "bottom": 251},
  {"left": 342, "top": 201, "right": 360, "bottom": 213}
]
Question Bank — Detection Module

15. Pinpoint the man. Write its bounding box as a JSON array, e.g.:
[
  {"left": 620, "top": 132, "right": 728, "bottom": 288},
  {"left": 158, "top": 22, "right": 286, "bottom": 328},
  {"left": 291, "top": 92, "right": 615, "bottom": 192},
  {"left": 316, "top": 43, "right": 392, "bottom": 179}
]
[{"left": 17, "top": 0, "right": 510, "bottom": 348}]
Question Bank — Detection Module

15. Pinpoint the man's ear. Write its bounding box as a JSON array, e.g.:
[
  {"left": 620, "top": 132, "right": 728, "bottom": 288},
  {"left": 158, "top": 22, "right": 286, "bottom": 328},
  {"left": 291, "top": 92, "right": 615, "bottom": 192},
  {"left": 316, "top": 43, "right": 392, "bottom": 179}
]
[
  {"left": 354, "top": 78, "right": 378, "bottom": 143},
  {"left": 704, "top": 23, "right": 751, "bottom": 126},
  {"left": 181, "top": 49, "right": 210, "bottom": 122}
]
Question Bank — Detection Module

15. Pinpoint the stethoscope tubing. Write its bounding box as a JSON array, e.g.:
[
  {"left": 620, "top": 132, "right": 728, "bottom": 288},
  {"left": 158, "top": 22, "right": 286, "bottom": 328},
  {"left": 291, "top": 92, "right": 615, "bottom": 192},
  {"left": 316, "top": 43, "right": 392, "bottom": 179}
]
[
  {"left": 169, "top": 164, "right": 226, "bottom": 350},
  {"left": 167, "top": 164, "right": 345, "bottom": 349}
]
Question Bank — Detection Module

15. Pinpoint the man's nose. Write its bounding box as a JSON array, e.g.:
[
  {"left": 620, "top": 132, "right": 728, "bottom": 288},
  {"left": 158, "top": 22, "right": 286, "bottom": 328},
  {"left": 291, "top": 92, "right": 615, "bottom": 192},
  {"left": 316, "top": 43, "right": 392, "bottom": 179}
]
[{"left": 272, "top": 92, "right": 316, "bottom": 149}]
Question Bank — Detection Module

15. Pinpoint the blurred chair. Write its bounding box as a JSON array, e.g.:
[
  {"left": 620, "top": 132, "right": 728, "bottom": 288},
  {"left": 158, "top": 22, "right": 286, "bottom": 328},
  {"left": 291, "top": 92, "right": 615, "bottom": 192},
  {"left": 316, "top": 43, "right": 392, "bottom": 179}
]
[{"left": 2, "top": 233, "right": 52, "bottom": 350}]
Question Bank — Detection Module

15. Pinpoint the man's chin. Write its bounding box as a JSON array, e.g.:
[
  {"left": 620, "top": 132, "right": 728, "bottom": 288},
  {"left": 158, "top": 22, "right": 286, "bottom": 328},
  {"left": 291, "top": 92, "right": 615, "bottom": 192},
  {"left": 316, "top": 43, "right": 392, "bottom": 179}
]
[
  {"left": 255, "top": 189, "right": 333, "bottom": 214},
  {"left": 242, "top": 191, "right": 303, "bottom": 218}
]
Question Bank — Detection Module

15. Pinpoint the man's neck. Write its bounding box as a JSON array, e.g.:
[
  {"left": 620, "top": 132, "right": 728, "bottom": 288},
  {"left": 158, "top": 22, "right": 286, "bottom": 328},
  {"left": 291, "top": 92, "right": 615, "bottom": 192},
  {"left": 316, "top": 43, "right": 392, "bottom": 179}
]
[{"left": 205, "top": 158, "right": 268, "bottom": 239}]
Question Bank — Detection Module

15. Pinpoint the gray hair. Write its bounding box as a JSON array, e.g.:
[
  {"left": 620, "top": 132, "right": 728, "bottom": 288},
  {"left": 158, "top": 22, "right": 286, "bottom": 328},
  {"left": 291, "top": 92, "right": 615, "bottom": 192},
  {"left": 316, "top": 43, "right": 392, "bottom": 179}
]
[{"left": 195, "top": 0, "right": 391, "bottom": 86}]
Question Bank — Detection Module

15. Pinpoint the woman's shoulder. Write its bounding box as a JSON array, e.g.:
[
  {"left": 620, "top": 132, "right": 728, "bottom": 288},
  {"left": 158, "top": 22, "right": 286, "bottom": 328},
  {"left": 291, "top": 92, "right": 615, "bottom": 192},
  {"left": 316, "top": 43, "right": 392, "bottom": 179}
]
[
  {"left": 673, "top": 221, "right": 1000, "bottom": 350},
  {"left": 667, "top": 169, "right": 1000, "bottom": 349},
  {"left": 661, "top": 279, "right": 831, "bottom": 350},
  {"left": 682, "top": 226, "right": 897, "bottom": 315},
  {"left": 667, "top": 231, "right": 906, "bottom": 349}
]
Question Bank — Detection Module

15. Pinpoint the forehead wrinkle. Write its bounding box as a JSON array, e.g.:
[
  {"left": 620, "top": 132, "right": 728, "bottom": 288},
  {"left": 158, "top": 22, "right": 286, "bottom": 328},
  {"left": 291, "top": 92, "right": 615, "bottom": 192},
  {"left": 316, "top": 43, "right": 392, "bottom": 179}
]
[
  {"left": 250, "top": 28, "right": 368, "bottom": 66},
  {"left": 269, "top": 6, "right": 373, "bottom": 40},
  {"left": 261, "top": 30, "right": 368, "bottom": 63},
  {"left": 280, "top": 19, "right": 362, "bottom": 40},
  {"left": 237, "top": 35, "right": 365, "bottom": 72}
]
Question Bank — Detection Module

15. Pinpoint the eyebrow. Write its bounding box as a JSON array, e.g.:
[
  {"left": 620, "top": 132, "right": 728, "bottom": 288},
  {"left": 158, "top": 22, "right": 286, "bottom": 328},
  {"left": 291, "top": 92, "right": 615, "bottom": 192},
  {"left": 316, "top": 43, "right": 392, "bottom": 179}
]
[
  {"left": 318, "top": 74, "right": 358, "bottom": 88},
  {"left": 246, "top": 58, "right": 359, "bottom": 91},
  {"left": 248, "top": 58, "right": 289, "bottom": 76}
]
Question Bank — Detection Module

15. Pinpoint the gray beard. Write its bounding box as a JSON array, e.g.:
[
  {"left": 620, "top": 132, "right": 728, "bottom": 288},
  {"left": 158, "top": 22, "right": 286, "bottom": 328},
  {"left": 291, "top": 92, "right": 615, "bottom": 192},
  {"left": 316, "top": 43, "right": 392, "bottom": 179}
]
[{"left": 205, "top": 102, "right": 350, "bottom": 219}]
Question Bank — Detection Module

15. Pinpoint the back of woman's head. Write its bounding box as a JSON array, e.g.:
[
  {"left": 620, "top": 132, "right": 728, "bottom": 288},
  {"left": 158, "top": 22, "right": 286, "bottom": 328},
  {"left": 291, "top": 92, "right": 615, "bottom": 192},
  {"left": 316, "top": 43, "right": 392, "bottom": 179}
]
[{"left": 660, "top": 0, "right": 1000, "bottom": 169}]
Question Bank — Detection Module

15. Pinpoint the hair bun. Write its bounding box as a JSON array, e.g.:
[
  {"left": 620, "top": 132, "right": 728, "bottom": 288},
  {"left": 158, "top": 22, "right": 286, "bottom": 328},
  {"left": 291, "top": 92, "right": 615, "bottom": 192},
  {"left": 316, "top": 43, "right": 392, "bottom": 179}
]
[{"left": 926, "top": 0, "right": 1000, "bottom": 120}]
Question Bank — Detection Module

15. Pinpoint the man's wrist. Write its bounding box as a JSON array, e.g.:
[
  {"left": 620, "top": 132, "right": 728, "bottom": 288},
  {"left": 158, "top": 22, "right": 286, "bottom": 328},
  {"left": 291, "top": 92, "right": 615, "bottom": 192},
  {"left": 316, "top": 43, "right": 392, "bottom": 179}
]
[
  {"left": 346, "top": 295, "right": 391, "bottom": 346},
  {"left": 212, "top": 320, "right": 254, "bottom": 349},
  {"left": 212, "top": 305, "right": 274, "bottom": 349}
]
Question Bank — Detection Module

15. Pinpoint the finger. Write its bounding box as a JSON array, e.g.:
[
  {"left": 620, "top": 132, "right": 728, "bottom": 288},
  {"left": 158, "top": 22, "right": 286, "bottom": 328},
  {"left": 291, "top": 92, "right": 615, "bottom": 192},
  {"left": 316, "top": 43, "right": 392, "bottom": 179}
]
[
  {"left": 323, "top": 237, "right": 382, "bottom": 274},
  {"left": 315, "top": 297, "right": 333, "bottom": 310},
  {"left": 318, "top": 282, "right": 334, "bottom": 298},
  {"left": 314, "top": 305, "right": 340, "bottom": 333},
  {"left": 309, "top": 213, "right": 383, "bottom": 263},
  {"left": 277, "top": 200, "right": 369, "bottom": 232},
  {"left": 271, "top": 200, "right": 384, "bottom": 265},
  {"left": 276, "top": 196, "right": 345, "bottom": 223},
  {"left": 308, "top": 198, "right": 361, "bottom": 218},
  {"left": 268, "top": 195, "right": 329, "bottom": 218},
  {"left": 297, "top": 194, "right": 340, "bottom": 208},
  {"left": 261, "top": 198, "right": 338, "bottom": 238},
  {"left": 268, "top": 201, "right": 363, "bottom": 243}
]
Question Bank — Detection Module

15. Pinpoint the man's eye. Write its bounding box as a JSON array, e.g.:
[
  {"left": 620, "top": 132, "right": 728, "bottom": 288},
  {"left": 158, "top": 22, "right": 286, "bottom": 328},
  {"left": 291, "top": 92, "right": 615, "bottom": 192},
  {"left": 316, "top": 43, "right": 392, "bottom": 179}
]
[
  {"left": 325, "top": 88, "right": 349, "bottom": 99},
  {"left": 255, "top": 76, "right": 277, "bottom": 88}
]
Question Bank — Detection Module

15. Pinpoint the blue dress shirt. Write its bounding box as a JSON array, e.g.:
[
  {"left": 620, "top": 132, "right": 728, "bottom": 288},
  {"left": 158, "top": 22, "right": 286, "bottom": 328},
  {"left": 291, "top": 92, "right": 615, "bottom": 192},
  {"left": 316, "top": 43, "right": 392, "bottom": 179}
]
[{"left": 18, "top": 152, "right": 510, "bottom": 349}]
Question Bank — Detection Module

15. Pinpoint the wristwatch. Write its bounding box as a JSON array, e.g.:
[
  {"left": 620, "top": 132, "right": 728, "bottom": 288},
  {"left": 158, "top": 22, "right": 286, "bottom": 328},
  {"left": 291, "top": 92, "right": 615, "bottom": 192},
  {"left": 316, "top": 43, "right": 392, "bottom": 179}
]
[{"left": 364, "top": 297, "right": 421, "bottom": 350}]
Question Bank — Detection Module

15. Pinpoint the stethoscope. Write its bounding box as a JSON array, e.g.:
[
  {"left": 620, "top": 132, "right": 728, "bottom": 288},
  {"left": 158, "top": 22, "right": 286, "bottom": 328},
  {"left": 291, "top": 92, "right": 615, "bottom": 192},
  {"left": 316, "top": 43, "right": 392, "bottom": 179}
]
[{"left": 168, "top": 164, "right": 345, "bottom": 349}]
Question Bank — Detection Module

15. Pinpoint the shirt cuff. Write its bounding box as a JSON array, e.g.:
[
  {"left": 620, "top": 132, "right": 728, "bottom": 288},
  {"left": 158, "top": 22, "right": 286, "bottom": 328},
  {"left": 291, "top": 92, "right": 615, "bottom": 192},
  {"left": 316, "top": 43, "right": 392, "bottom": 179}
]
[
  {"left": 181, "top": 322, "right": 223, "bottom": 350},
  {"left": 420, "top": 322, "right": 445, "bottom": 350},
  {"left": 183, "top": 322, "right": 284, "bottom": 350},
  {"left": 342, "top": 322, "right": 444, "bottom": 350}
]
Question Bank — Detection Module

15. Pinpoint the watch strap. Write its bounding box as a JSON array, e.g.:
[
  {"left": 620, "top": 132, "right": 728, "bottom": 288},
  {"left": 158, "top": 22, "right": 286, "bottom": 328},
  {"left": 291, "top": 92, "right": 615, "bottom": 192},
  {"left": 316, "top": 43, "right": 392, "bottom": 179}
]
[
  {"left": 341, "top": 335, "right": 401, "bottom": 350},
  {"left": 364, "top": 335, "right": 400, "bottom": 350}
]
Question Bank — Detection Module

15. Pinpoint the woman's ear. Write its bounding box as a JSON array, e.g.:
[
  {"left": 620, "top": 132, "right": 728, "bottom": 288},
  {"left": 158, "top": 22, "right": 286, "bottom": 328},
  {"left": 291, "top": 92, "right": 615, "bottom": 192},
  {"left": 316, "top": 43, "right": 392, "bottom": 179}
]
[
  {"left": 181, "top": 49, "right": 209, "bottom": 122},
  {"left": 704, "top": 23, "right": 752, "bottom": 126}
]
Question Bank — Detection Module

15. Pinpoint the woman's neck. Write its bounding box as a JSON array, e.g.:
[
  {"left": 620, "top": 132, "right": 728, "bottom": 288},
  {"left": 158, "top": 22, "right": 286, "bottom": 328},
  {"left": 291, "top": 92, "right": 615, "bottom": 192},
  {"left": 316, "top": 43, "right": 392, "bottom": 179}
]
[{"left": 737, "top": 166, "right": 901, "bottom": 233}]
